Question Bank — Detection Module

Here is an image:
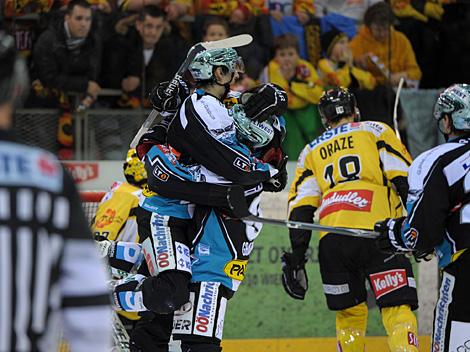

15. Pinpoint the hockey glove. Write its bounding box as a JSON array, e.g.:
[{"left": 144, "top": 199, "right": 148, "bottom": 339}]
[
  {"left": 262, "top": 155, "right": 288, "bottom": 192},
  {"left": 149, "top": 79, "right": 190, "bottom": 113},
  {"left": 240, "top": 83, "right": 288, "bottom": 122},
  {"left": 374, "top": 217, "right": 410, "bottom": 254},
  {"left": 281, "top": 252, "right": 308, "bottom": 300},
  {"left": 226, "top": 185, "right": 251, "bottom": 218},
  {"left": 112, "top": 274, "right": 147, "bottom": 312}
]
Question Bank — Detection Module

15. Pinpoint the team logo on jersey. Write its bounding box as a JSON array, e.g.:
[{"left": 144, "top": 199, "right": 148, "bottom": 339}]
[
  {"left": 224, "top": 260, "right": 248, "bottom": 281},
  {"left": 318, "top": 190, "right": 373, "bottom": 218},
  {"left": 369, "top": 269, "right": 408, "bottom": 299},
  {"left": 233, "top": 157, "right": 251, "bottom": 172},
  {"left": 153, "top": 165, "right": 169, "bottom": 182},
  {"left": 96, "top": 208, "right": 119, "bottom": 228}
]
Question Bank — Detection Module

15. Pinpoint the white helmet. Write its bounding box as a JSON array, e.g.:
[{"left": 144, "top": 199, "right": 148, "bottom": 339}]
[
  {"left": 188, "top": 48, "right": 244, "bottom": 82},
  {"left": 231, "top": 104, "right": 274, "bottom": 148},
  {"left": 434, "top": 83, "right": 470, "bottom": 131}
]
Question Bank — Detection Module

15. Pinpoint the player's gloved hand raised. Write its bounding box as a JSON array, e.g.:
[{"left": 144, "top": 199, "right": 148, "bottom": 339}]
[
  {"left": 374, "top": 217, "right": 409, "bottom": 254},
  {"left": 281, "top": 252, "right": 308, "bottom": 300},
  {"left": 240, "top": 83, "right": 288, "bottom": 122},
  {"left": 112, "top": 274, "right": 147, "bottom": 312},
  {"left": 150, "top": 78, "right": 190, "bottom": 113}
]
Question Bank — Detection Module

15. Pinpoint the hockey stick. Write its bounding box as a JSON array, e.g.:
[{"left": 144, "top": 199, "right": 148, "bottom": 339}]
[
  {"left": 130, "top": 34, "right": 253, "bottom": 148},
  {"left": 112, "top": 311, "right": 130, "bottom": 352},
  {"left": 245, "top": 215, "right": 380, "bottom": 239},
  {"left": 393, "top": 77, "right": 405, "bottom": 141}
]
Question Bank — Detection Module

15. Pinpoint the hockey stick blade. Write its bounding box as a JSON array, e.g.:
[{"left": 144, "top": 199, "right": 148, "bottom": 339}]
[
  {"left": 244, "top": 215, "right": 379, "bottom": 239},
  {"left": 112, "top": 311, "right": 130, "bottom": 352},
  {"left": 129, "top": 34, "right": 253, "bottom": 148}
]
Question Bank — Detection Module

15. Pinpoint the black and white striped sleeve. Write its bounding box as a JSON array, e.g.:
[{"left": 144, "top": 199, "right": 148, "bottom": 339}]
[{"left": 59, "top": 171, "right": 112, "bottom": 352}]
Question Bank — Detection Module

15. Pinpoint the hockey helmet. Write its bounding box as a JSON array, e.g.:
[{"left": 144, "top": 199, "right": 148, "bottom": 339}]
[
  {"left": 123, "top": 149, "right": 147, "bottom": 187},
  {"left": 434, "top": 84, "right": 470, "bottom": 131},
  {"left": 318, "top": 87, "right": 358, "bottom": 128},
  {"left": 232, "top": 104, "right": 274, "bottom": 148},
  {"left": 188, "top": 48, "right": 245, "bottom": 82}
]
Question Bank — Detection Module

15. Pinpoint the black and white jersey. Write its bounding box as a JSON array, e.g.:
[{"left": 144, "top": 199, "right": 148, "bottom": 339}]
[
  {"left": 0, "top": 131, "right": 111, "bottom": 351},
  {"left": 401, "top": 135, "right": 470, "bottom": 268},
  {"left": 167, "top": 91, "right": 277, "bottom": 186}
]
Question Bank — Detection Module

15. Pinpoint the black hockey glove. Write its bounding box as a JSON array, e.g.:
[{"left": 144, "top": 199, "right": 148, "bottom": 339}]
[
  {"left": 240, "top": 83, "right": 288, "bottom": 122},
  {"left": 225, "top": 185, "right": 251, "bottom": 218},
  {"left": 374, "top": 217, "right": 410, "bottom": 254},
  {"left": 129, "top": 313, "right": 173, "bottom": 352},
  {"left": 262, "top": 155, "right": 288, "bottom": 193},
  {"left": 149, "top": 79, "right": 190, "bottom": 113},
  {"left": 281, "top": 252, "right": 308, "bottom": 300}
]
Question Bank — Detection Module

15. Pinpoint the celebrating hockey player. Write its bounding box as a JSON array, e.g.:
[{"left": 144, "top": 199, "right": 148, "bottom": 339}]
[
  {"left": 282, "top": 87, "right": 419, "bottom": 352},
  {"left": 111, "top": 47, "right": 288, "bottom": 352},
  {"left": 375, "top": 83, "right": 470, "bottom": 352}
]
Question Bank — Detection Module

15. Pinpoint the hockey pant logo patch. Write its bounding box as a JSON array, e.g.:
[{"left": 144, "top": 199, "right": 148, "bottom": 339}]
[
  {"left": 369, "top": 269, "right": 408, "bottom": 299},
  {"left": 433, "top": 272, "right": 455, "bottom": 352},
  {"left": 173, "top": 282, "right": 227, "bottom": 340}
]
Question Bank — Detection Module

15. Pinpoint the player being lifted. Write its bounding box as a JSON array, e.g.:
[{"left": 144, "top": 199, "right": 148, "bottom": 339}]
[
  {"left": 375, "top": 84, "right": 470, "bottom": 352},
  {"left": 281, "top": 87, "right": 419, "bottom": 352},
  {"left": 110, "top": 47, "right": 288, "bottom": 352}
]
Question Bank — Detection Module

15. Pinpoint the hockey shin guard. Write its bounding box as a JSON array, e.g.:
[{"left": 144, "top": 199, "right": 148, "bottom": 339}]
[
  {"left": 382, "top": 305, "right": 418, "bottom": 352},
  {"left": 336, "top": 302, "right": 367, "bottom": 352}
]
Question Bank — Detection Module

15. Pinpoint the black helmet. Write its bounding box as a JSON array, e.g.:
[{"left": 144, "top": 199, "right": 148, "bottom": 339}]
[{"left": 318, "top": 87, "right": 359, "bottom": 128}]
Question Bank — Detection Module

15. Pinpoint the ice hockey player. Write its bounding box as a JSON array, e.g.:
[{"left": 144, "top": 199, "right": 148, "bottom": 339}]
[
  {"left": 111, "top": 47, "right": 288, "bottom": 352},
  {"left": 375, "top": 83, "right": 470, "bottom": 352},
  {"left": 92, "top": 148, "right": 147, "bottom": 333},
  {"left": 282, "top": 87, "right": 419, "bottom": 352}
]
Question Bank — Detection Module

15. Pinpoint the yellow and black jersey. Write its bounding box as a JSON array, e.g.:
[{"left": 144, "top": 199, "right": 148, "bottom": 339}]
[
  {"left": 288, "top": 121, "right": 412, "bottom": 237},
  {"left": 92, "top": 181, "right": 141, "bottom": 243}
]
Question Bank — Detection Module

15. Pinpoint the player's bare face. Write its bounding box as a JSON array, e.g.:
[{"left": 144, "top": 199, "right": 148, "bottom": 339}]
[
  {"left": 137, "top": 15, "right": 165, "bottom": 49},
  {"left": 275, "top": 47, "right": 299, "bottom": 71},
  {"left": 203, "top": 24, "right": 228, "bottom": 42},
  {"left": 370, "top": 23, "right": 390, "bottom": 43},
  {"left": 65, "top": 6, "right": 92, "bottom": 38}
]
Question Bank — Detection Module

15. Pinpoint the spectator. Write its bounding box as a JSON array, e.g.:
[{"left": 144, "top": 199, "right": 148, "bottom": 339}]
[
  {"left": 349, "top": 2, "right": 422, "bottom": 87},
  {"left": 29, "top": 0, "right": 101, "bottom": 159},
  {"left": 318, "top": 28, "right": 376, "bottom": 90},
  {"left": 260, "top": 34, "right": 324, "bottom": 159},
  {"left": 113, "top": 5, "right": 188, "bottom": 107},
  {"left": 202, "top": 16, "right": 230, "bottom": 42},
  {"left": 314, "top": 0, "right": 382, "bottom": 23},
  {"left": 32, "top": 0, "right": 101, "bottom": 107},
  {"left": 390, "top": 0, "right": 444, "bottom": 88}
]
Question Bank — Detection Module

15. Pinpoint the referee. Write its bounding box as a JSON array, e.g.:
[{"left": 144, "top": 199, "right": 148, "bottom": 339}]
[{"left": 0, "top": 31, "right": 112, "bottom": 351}]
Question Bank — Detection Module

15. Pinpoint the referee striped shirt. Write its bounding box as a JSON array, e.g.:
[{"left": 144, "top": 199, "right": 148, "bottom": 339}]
[{"left": 0, "top": 130, "right": 112, "bottom": 352}]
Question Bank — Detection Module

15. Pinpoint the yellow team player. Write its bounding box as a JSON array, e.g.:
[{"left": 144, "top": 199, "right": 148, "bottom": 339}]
[
  {"left": 92, "top": 148, "right": 147, "bottom": 323},
  {"left": 281, "top": 88, "right": 419, "bottom": 352}
]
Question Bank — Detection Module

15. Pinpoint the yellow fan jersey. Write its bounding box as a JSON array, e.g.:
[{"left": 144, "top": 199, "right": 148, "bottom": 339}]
[{"left": 288, "top": 121, "right": 412, "bottom": 238}]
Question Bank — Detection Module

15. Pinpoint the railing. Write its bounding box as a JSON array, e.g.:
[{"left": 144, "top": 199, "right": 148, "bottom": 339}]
[{"left": 13, "top": 88, "right": 444, "bottom": 160}]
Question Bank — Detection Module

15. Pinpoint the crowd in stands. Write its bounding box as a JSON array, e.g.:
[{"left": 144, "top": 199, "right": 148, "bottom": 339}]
[{"left": 2, "top": 0, "right": 470, "bottom": 159}]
